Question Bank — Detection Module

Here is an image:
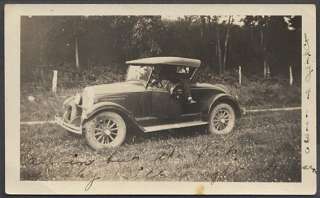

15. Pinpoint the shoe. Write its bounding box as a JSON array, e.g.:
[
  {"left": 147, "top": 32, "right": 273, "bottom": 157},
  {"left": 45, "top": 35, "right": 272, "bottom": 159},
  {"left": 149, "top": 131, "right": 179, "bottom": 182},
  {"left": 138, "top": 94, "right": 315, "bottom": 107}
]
[{"left": 188, "top": 97, "right": 196, "bottom": 104}]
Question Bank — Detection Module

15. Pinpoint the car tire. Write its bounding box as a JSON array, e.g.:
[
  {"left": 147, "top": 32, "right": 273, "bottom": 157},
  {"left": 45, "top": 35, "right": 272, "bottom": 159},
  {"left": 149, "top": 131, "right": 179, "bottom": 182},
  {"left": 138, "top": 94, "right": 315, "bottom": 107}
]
[
  {"left": 208, "top": 103, "right": 235, "bottom": 134},
  {"left": 84, "top": 111, "right": 127, "bottom": 150}
]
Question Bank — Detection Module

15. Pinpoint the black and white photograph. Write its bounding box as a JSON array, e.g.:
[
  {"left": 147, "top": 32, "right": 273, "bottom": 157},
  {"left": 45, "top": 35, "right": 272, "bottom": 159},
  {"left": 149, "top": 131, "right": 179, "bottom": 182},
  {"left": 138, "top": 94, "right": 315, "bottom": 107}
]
[{"left": 5, "top": 4, "right": 317, "bottom": 195}]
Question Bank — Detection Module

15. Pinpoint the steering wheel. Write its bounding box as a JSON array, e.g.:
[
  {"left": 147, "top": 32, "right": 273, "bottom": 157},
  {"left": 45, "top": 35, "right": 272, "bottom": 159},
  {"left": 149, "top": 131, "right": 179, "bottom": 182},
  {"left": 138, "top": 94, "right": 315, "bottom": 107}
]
[{"left": 150, "top": 72, "right": 164, "bottom": 88}]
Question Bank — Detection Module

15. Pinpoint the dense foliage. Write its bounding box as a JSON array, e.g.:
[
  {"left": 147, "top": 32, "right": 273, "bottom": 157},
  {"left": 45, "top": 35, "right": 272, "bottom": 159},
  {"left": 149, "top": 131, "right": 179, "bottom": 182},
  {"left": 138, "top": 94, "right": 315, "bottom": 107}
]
[{"left": 21, "top": 15, "right": 301, "bottom": 83}]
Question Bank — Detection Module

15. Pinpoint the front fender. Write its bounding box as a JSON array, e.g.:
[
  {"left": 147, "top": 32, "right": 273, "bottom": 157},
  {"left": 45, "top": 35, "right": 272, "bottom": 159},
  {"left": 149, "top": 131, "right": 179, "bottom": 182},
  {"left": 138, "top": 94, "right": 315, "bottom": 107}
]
[
  {"left": 63, "top": 95, "right": 75, "bottom": 108},
  {"left": 82, "top": 102, "right": 143, "bottom": 131},
  {"left": 207, "top": 93, "right": 241, "bottom": 118}
]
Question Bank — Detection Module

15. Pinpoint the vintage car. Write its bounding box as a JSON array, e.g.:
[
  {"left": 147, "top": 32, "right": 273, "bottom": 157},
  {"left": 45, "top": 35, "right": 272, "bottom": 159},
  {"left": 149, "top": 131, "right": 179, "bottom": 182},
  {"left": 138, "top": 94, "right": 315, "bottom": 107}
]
[{"left": 55, "top": 57, "right": 241, "bottom": 150}]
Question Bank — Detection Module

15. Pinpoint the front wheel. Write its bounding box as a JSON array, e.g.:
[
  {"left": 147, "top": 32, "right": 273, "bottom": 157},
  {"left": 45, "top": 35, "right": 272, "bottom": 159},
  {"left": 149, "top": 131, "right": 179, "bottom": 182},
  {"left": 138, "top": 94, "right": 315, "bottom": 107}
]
[
  {"left": 84, "top": 111, "right": 127, "bottom": 150},
  {"left": 208, "top": 103, "right": 235, "bottom": 134}
]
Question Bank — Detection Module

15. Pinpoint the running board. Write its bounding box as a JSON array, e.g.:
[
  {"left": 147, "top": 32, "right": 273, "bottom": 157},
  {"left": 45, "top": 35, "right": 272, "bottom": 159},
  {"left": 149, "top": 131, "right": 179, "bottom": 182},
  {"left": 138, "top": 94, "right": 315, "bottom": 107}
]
[{"left": 143, "top": 120, "right": 208, "bottom": 133}]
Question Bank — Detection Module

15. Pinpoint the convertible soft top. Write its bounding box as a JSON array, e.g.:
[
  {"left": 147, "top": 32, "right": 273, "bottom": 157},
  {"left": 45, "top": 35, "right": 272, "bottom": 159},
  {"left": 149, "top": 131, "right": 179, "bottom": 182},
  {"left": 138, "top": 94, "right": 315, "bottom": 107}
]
[{"left": 126, "top": 57, "right": 201, "bottom": 68}]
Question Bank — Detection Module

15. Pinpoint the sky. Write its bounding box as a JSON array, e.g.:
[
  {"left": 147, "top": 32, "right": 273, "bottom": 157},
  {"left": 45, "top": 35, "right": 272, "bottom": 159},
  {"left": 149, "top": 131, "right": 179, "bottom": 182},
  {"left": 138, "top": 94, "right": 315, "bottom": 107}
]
[
  {"left": 162, "top": 15, "right": 245, "bottom": 26},
  {"left": 162, "top": 15, "right": 295, "bottom": 30}
]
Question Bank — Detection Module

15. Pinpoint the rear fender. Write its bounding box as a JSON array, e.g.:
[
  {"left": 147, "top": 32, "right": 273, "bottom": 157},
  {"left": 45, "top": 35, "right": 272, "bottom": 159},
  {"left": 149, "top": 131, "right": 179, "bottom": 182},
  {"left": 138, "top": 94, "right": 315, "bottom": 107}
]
[
  {"left": 82, "top": 102, "right": 143, "bottom": 132},
  {"left": 207, "top": 93, "right": 241, "bottom": 118}
]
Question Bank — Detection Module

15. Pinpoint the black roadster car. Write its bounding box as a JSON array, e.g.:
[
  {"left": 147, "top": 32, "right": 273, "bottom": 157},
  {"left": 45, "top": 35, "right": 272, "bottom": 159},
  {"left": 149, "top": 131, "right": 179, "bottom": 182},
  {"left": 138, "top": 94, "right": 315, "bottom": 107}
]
[{"left": 56, "top": 57, "right": 241, "bottom": 150}]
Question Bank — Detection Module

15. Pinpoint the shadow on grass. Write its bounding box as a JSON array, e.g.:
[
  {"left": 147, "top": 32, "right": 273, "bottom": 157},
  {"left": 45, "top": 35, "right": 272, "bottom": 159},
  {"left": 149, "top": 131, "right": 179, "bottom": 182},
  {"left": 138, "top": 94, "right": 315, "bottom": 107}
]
[{"left": 126, "top": 126, "right": 208, "bottom": 145}]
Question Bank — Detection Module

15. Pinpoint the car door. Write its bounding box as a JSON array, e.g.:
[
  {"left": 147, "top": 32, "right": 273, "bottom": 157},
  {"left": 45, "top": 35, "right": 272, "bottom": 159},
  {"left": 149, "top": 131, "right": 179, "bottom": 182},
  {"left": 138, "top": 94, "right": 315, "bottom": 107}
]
[
  {"left": 126, "top": 90, "right": 152, "bottom": 118},
  {"left": 151, "top": 86, "right": 182, "bottom": 120}
]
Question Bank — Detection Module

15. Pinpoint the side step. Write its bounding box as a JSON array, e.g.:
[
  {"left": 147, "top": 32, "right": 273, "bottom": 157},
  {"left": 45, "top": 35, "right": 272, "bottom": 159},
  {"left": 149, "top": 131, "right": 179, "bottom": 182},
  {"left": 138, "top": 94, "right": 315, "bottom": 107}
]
[{"left": 143, "top": 120, "right": 208, "bottom": 133}]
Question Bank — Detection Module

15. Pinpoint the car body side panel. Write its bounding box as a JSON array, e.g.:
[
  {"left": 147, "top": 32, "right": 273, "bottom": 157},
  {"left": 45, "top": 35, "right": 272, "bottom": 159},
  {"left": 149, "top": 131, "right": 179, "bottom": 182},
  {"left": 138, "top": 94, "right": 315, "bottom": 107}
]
[
  {"left": 151, "top": 88, "right": 182, "bottom": 119},
  {"left": 80, "top": 81, "right": 240, "bottom": 133},
  {"left": 185, "top": 86, "right": 240, "bottom": 119},
  {"left": 182, "top": 86, "right": 225, "bottom": 114},
  {"left": 93, "top": 91, "right": 152, "bottom": 118}
]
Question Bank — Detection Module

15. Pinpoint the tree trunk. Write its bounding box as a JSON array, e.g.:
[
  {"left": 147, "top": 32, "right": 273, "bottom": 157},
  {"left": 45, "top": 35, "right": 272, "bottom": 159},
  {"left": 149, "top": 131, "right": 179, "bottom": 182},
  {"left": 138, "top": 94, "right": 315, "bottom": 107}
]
[
  {"left": 260, "top": 27, "right": 264, "bottom": 46},
  {"left": 207, "top": 16, "right": 215, "bottom": 69},
  {"left": 263, "top": 60, "right": 267, "bottom": 78},
  {"left": 216, "top": 26, "right": 223, "bottom": 75},
  {"left": 222, "top": 16, "right": 232, "bottom": 73},
  {"left": 260, "top": 28, "right": 267, "bottom": 78},
  {"left": 75, "top": 37, "right": 79, "bottom": 69},
  {"left": 200, "top": 16, "right": 206, "bottom": 40},
  {"left": 200, "top": 16, "right": 207, "bottom": 63}
]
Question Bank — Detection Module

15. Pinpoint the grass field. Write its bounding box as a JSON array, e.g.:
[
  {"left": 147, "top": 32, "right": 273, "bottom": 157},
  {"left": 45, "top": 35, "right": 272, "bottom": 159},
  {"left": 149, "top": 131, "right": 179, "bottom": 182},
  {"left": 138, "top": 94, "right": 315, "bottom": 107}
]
[
  {"left": 21, "top": 110, "right": 301, "bottom": 182},
  {"left": 20, "top": 72, "right": 301, "bottom": 182}
]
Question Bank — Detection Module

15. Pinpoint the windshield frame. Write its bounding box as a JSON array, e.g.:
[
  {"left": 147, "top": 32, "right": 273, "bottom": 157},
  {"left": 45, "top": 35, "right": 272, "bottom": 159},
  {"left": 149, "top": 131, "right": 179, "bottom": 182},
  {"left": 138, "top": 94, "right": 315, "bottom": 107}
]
[
  {"left": 125, "top": 65, "right": 153, "bottom": 88},
  {"left": 125, "top": 64, "right": 198, "bottom": 89}
]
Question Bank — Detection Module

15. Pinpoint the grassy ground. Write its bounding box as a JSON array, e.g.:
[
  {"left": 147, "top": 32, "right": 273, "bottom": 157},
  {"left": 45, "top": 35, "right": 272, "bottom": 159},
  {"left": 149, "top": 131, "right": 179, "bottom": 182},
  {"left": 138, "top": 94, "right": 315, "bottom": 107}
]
[
  {"left": 21, "top": 110, "right": 301, "bottom": 182},
  {"left": 20, "top": 71, "right": 301, "bottom": 182},
  {"left": 20, "top": 88, "right": 80, "bottom": 121}
]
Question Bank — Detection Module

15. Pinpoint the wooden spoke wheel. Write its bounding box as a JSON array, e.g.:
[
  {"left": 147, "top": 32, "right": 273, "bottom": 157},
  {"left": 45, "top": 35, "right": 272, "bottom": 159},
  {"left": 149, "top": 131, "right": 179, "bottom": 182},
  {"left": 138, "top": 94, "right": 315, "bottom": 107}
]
[
  {"left": 208, "top": 103, "right": 235, "bottom": 134},
  {"left": 84, "top": 111, "right": 126, "bottom": 150}
]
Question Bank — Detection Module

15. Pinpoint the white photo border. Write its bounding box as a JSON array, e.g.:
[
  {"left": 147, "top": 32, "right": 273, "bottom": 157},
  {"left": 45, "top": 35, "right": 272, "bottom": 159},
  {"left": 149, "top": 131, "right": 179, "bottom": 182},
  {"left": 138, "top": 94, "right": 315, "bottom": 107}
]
[{"left": 5, "top": 4, "right": 317, "bottom": 195}]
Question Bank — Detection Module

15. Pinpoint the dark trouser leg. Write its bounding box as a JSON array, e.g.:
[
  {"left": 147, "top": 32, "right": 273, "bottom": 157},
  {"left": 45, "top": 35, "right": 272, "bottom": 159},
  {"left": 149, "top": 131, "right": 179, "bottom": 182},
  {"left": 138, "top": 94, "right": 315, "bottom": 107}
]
[{"left": 182, "top": 80, "right": 191, "bottom": 100}]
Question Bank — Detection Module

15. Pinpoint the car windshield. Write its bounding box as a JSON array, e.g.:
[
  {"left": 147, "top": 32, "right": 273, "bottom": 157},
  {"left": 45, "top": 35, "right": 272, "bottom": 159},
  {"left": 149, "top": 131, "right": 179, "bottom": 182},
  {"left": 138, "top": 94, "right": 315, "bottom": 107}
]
[{"left": 126, "top": 65, "right": 153, "bottom": 83}]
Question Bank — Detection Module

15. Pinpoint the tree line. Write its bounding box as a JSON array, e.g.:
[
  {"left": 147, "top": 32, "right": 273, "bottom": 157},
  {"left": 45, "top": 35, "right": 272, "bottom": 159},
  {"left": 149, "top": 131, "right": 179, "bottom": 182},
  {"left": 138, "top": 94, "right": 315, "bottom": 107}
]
[{"left": 21, "top": 15, "right": 301, "bottom": 80}]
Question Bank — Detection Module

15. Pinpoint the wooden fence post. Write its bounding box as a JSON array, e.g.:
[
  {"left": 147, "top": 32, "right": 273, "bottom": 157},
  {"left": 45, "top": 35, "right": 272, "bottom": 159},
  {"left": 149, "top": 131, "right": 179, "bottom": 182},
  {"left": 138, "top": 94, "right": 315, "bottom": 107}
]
[
  {"left": 263, "top": 61, "right": 267, "bottom": 79},
  {"left": 238, "top": 65, "right": 242, "bottom": 85},
  {"left": 266, "top": 64, "right": 270, "bottom": 79},
  {"left": 52, "top": 70, "right": 58, "bottom": 94},
  {"left": 289, "top": 65, "right": 293, "bottom": 86}
]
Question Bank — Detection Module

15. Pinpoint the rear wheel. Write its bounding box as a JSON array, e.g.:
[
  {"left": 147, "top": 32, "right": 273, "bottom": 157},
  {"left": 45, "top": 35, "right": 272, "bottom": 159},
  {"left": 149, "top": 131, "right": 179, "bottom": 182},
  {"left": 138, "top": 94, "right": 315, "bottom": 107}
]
[
  {"left": 208, "top": 103, "right": 235, "bottom": 134},
  {"left": 84, "top": 111, "right": 126, "bottom": 150}
]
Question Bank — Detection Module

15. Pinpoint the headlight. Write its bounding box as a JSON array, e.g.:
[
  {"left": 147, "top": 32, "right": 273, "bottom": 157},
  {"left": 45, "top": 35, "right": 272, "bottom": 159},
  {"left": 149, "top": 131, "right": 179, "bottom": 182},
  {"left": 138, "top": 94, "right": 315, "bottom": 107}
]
[{"left": 74, "top": 93, "right": 82, "bottom": 105}]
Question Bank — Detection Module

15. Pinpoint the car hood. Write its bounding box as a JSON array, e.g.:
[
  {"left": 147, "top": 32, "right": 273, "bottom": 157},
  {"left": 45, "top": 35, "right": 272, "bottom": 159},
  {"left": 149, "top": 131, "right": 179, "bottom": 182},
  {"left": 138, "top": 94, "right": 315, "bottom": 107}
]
[{"left": 85, "top": 81, "right": 146, "bottom": 97}]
